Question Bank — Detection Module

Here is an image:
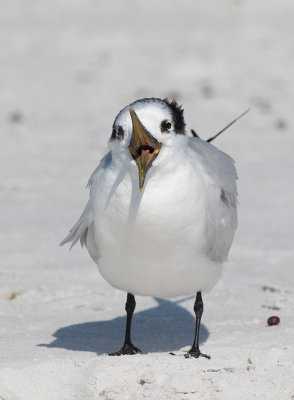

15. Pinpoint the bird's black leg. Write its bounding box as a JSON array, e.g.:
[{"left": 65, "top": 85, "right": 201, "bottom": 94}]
[
  {"left": 109, "top": 293, "right": 142, "bottom": 356},
  {"left": 185, "top": 291, "right": 211, "bottom": 359}
]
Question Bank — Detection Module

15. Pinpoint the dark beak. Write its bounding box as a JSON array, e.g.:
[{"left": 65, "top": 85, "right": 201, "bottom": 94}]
[{"left": 128, "top": 107, "right": 162, "bottom": 195}]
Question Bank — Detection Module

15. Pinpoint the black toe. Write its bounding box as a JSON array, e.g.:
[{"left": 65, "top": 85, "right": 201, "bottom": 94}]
[
  {"left": 109, "top": 343, "right": 142, "bottom": 356},
  {"left": 184, "top": 348, "right": 211, "bottom": 359}
]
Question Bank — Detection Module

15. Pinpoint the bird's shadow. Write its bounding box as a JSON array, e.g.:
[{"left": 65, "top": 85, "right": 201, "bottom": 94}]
[{"left": 39, "top": 297, "right": 209, "bottom": 355}]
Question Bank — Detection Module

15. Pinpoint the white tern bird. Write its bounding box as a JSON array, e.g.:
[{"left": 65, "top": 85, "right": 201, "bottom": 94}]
[{"left": 61, "top": 97, "right": 238, "bottom": 358}]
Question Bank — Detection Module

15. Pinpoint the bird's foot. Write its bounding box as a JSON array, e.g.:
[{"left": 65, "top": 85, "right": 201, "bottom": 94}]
[
  {"left": 184, "top": 348, "right": 211, "bottom": 359},
  {"left": 109, "top": 343, "right": 142, "bottom": 356}
]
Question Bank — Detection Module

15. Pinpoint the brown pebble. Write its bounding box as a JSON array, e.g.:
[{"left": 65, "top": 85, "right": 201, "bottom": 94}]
[{"left": 267, "top": 316, "right": 280, "bottom": 326}]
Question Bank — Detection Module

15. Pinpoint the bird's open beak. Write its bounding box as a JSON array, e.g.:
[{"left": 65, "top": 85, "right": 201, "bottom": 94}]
[{"left": 128, "top": 107, "right": 162, "bottom": 195}]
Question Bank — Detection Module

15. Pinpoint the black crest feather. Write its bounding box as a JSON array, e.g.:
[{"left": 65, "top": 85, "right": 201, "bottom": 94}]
[{"left": 164, "top": 99, "right": 186, "bottom": 135}]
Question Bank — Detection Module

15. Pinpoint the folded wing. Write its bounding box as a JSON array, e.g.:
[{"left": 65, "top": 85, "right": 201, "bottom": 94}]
[
  {"left": 188, "top": 137, "right": 238, "bottom": 262},
  {"left": 60, "top": 152, "right": 112, "bottom": 262}
]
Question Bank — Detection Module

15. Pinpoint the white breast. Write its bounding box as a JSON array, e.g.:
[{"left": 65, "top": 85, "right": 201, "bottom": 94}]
[{"left": 93, "top": 142, "right": 222, "bottom": 298}]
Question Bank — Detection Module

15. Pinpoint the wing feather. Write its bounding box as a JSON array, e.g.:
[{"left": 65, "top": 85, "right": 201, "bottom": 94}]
[
  {"left": 189, "top": 137, "right": 238, "bottom": 262},
  {"left": 60, "top": 151, "right": 112, "bottom": 262}
]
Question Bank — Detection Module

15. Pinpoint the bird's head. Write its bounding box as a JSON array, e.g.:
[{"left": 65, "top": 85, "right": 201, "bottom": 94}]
[{"left": 109, "top": 98, "right": 186, "bottom": 194}]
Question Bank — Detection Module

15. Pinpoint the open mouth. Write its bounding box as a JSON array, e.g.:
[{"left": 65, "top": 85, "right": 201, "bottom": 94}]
[
  {"left": 128, "top": 107, "right": 162, "bottom": 194},
  {"left": 134, "top": 145, "right": 155, "bottom": 157}
]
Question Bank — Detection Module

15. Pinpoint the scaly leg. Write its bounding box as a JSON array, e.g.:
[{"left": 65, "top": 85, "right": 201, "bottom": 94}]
[
  {"left": 185, "top": 291, "right": 210, "bottom": 359},
  {"left": 109, "top": 293, "right": 142, "bottom": 356}
]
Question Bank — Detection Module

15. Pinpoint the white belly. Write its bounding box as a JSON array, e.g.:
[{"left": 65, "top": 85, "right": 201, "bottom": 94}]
[{"left": 93, "top": 157, "right": 222, "bottom": 298}]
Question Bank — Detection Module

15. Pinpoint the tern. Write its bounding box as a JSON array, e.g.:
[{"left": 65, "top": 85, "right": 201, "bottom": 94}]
[{"left": 61, "top": 98, "right": 238, "bottom": 358}]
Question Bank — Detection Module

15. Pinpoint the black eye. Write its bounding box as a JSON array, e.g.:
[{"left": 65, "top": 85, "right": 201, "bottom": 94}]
[{"left": 160, "top": 120, "right": 172, "bottom": 133}]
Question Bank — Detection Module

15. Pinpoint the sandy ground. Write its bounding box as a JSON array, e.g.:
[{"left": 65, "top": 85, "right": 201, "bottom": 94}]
[{"left": 1, "top": 0, "right": 294, "bottom": 399}]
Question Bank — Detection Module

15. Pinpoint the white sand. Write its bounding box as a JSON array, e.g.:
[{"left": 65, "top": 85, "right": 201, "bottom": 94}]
[{"left": 1, "top": 0, "right": 293, "bottom": 398}]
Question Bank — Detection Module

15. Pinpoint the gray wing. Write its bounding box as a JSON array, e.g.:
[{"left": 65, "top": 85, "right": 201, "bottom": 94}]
[
  {"left": 60, "top": 152, "right": 112, "bottom": 262},
  {"left": 189, "top": 137, "right": 238, "bottom": 262}
]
